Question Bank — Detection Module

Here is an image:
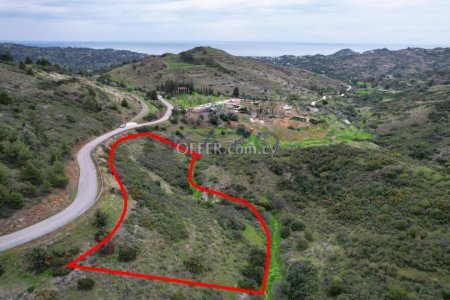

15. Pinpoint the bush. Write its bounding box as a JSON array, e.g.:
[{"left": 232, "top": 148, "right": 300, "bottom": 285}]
[
  {"left": 441, "top": 286, "right": 450, "bottom": 300},
  {"left": 8, "top": 192, "right": 24, "bottom": 209},
  {"left": 77, "top": 277, "right": 95, "bottom": 290},
  {"left": 99, "top": 241, "right": 115, "bottom": 256},
  {"left": 144, "top": 112, "right": 157, "bottom": 121},
  {"left": 28, "top": 247, "right": 50, "bottom": 273},
  {"left": 296, "top": 238, "right": 309, "bottom": 251},
  {"left": 328, "top": 276, "right": 345, "bottom": 296},
  {"left": 121, "top": 98, "right": 129, "bottom": 108},
  {"left": 147, "top": 90, "right": 158, "bottom": 100},
  {"left": 291, "top": 221, "right": 305, "bottom": 231},
  {"left": 93, "top": 209, "right": 108, "bottom": 228},
  {"left": 280, "top": 226, "right": 291, "bottom": 239},
  {"left": 386, "top": 282, "right": 407, "bottom": 300},
  {"left": 94, "top": 228, "right": 107, "bottom": 242},
  {"left": 239, "top": 247, "right": 266, "bottom": 289},
  {"left": 118, "top": 244, "right": 138, "bottom": 262},
  {"left": 20, "top": 161, "right": 43, "bottom": 185},
  {"left": 0, "top": 91, "right": 13, "bottom": 105},
  {"left": 0, "top": 264, "right": 4, "bottom": 276},
  {"left": 35, "top": 289, "right": 58, "bottom": 300},
  {"left": 208, "top": 113, "right": 219, "bottom": 126},
  {"left": 304, "top": 230, "right": 314, "bottom": 241},
  {"left": 284, "top": 260, "right": 319, "bottom": 299},
  {"left": 183, "top": 256, "right": 205, "bottom": 274}
]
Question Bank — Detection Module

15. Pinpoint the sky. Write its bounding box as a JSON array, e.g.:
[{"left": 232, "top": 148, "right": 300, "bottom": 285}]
[{"left": 0, "top": 0, "right": 449, "bottom": 45}]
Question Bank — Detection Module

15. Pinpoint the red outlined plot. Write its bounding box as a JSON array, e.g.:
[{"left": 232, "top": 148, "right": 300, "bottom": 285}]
[{"left": 67, "top": 132, "right": 271, "bottom": 295}]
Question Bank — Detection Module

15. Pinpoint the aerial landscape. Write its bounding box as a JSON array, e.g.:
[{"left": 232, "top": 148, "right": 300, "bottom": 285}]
[{"left": 0, "top": 1, "right": 449, "bottom": 299}]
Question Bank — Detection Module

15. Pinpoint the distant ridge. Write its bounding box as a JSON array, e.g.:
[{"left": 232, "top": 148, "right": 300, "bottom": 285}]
[{"left": 0, "top": 43, "right": 148, "bottom": 72}]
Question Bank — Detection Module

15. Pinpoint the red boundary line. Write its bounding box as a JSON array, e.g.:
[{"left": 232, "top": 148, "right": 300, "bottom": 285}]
[{"left": 67, "top": 132, "right": 271, "bottom": 295}]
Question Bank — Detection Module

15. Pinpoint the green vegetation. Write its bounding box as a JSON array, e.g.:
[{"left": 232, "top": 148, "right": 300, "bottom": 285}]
[
  {"left": 77, "top": 277, "right": 95, "bottom": 291},
  {"left": 117, "top": 244, "right": 138, "bottom": 262},
  {"left": 1, "top": 45, "right": 449, "bottom": 299},
  {"left": 169, "top": 92, "right": 226, "bottom": 109},
  {"left": 264, "top": 216, "right": 283, "bottom": 300},
  {"left": 0, "top": 61, "right": 142, "bottom": 217}
]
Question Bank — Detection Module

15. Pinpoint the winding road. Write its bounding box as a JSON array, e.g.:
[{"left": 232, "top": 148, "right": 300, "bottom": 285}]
[{"left": 0, "top": 96, "right": 173, "bottom": 252}]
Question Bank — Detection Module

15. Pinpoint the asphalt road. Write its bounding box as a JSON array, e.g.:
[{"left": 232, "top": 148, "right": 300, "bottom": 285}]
[{"left": 0, "top": 96, "right": 173, "bottom": 252}]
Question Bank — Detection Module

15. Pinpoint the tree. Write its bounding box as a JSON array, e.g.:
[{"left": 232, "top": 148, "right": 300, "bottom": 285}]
[
  {"left": 232, "top": 87, "right": 240, "bottom": 97},
  {"left": 0, "top": 264, "right": 4, "bottom": 276},
  {"left": 21, "top": 161, "right": 43, "bottom": 185},
  {"left": 19, "top": 61, "right": 26, "bottom": 70},
  {"left": 147, "top": 90, "right": 158, "bottom": 100},
  {"left": 284, "top": 261, "right": 319, "bottom": 299},
  {"left": 121, "top": 98, "right": 129, "bottom": 108},
  {"left": 24, "top": 56, "right": 33, "bottom": 64}
]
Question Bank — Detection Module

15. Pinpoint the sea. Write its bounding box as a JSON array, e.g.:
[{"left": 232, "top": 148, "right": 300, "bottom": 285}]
[{"left": 4, "top": 41, "right": 446, "bottom": 56}]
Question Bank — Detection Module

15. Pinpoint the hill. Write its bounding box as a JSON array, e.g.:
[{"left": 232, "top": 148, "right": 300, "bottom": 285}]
[
  {"left": 0, "top": 60, "right": 149, "bottom": 220},
  {"left": 0, "top": 43, "right": 148, "bottom": 73},
  {"left": 256, "top": 47, "right": 450, "bottom": 89},
  {"left": 108, "top": 46, "right": 346, "bottom": 99}
]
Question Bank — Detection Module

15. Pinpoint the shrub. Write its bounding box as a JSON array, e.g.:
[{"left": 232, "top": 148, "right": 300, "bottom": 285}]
[
  {"left": 284, "top": 261, "right": 319, "bottom": 299},
  {"left": 99, "top": 241, "right": 115, "bottom": 256},
  {"left": 94, "top": 228, "right": 107, "bottom": 242},
  {"left": 118, "top": 244, "right": 138, "bottom": 262},
  {"left": 93, "top": 209, "right": 108, "bottom": 228},
  {"left": 239, "top": 247, "right": 266, "bottom": 289},
  {"left": 441, "top": 286, "right": 450, "bottom": 300},
  {"left": 121, "top": 98, "right": 129, "bottom": 108},
  {"left": 0, "top": 264, "right": 4, "bottom": 276},
  {"left": 147, "top": 90, "right": 158, "bottom": 100},
  {"left": 328, "top": 276, "right": 345, "bottom": 296},
  {"left": 20, "top": 161, "right": 43, "bottom": 185},
  {"left": 280, "top": 226, "right": 291, "bottom": 239},
  {"left": 296, "top": 238, "right": 309, "bottom": 251},
  {"left": 386, "top": 281, "right": 407, "bottom": 300},
  {"left": 8, "top": 192, "right": 24, "bottom": 209},
  {"left": 28, "top": 247, "right": 50, "bottom": 273},
  {"left": 183, "top": 256, "right": 205, "bottom": 274},
  {"left": 77, "top": 277, "right": 95, "bottom": 291},
  {"left": 304, "top": 230, "right": 314, "bottom": 241},
  {"left": 208, "top": 113, "right": 219, "bottom": 126},
  {"left": 35, "top": 289, "right": 58, "bottom": 300},
  {"left": 0, "top": 91, "right": 13, "bottom": 105},
  {"left": 291, "top": 221, "right": 305, "bottom": 231}
]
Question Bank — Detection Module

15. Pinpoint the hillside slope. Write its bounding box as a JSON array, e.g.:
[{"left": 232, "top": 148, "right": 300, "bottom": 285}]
[
  {"left": 0, "top": 61, "right": 144, "bottom": 219},
  {"left": 108, "top": 46, "right": 345, "bottom": 99}
]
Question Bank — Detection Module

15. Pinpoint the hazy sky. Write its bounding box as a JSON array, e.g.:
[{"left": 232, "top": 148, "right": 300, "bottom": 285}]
[{"left": 0, "top": 0, "right": 449, "bottom": 44}]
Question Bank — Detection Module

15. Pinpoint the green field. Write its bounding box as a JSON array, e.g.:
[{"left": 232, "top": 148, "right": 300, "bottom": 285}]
[{"left": 169, "top": 92, "right": 228, "bottom": 109}]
